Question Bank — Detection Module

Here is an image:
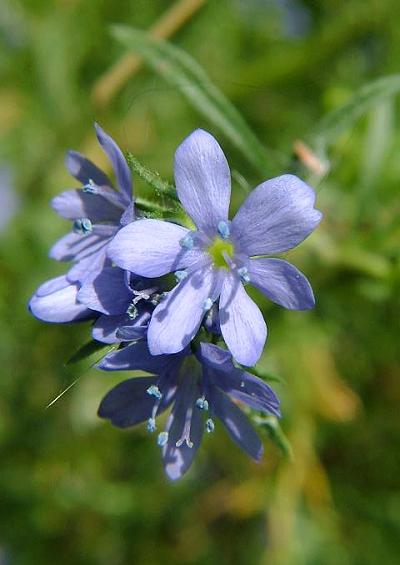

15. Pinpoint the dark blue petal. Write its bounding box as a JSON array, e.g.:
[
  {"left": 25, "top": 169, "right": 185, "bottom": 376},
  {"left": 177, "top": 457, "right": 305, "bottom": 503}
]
[
  {"left": 78, "top": 267, "right": 132, "bottom": 315},
  {"left": 52, "top": 189, "right": 123, "bottom": 223},
  {"left": 162, "top": 374, "right": 203, "bottom": 480},
  {"left": 66, "top": 150, "right": 112, "bottom": 188},
  {"left": 97, "top": 340, "right": 183, "bottom": 374},
  {"left": 98, "top": 376, "right": 173, "bottom": 428},
  {"left": 209, "top": 386, "right": 263, "bottom": 461},
  {"left": 199, "top": 343, "right": 280, "bottom": 417},
  {"left": 95, "top": 123, "right": 133, "bottom": 204}
]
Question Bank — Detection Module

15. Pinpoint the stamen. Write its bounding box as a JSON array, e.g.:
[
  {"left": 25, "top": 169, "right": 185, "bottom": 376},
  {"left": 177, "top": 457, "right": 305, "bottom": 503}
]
[
  {"left": 206, "top": 418, "right": 215, "bottom": 433},
  {"left": 203, "top": 298, "right": 213, "bottom": 311},
  {"left": 175, "top": 270, "right": 188, "bottom": 283},
  {"left": 180, "top": 234, "right": 194, "bottom": 250},
  {"left": 146, "top": 385, "right": 162, "bottom": 400},
  {"left": 237, "top": 266, "right": 250, "bottom": 284},
  {"left": 196, "top": 396, "right": 209, "bottom": 411},
  {"left": 217, "top": 220, "right": 230, "bottom": 240},
  {"left": 82, "top": 179, "right": 97, "bottom": 194},
  {"left": 157, "top": 431, "right": 169, "bottom": 446},
  {"left": 73, "top": 218, "right": 92, "bottom": 235},
  {"left": 147, "top": 418, "right": 156, "bottom": 433},
  {"left": 126, "top": 303, "right": 138, "bottom": 320}
]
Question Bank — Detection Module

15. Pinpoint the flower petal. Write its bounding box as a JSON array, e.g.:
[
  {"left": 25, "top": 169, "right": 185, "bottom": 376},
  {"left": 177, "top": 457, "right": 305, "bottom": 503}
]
[
  {"left": 147, "top": 267, "right": 219, "bottom": 355},
  {"left": 98, "top": 376, "right": 170, "bottom": 428},
  {"left": 95, "top": 123, "right": 133, "bottom": 204},
  {"left": 49, "top": 232, "right": 110, "bottom": 262},
  {"left": 231, "top": 174, "right": 322, "bottom": 255},
  {"left": 199, "top": 343, "right": 280, "bottom": 416},
  {"left": 108, "top": 219, "right": 199, "bottom": 277},
  {"left": 249, "top": 258, "right": 315, "bottom": 310},
  {"left": 174, "top": 129, "right": 231, "bottom": 233},
  {"left": 162, "top": 375, "right": 203, "bottom": 480},
  {"left": 219, "top": 275, "right": 266, "bottom": 366},
  {"left": 29, "top": 276, "right": 93, "bottom": 323},
  {"left": 66, "top": 248, "right": 110, "bottom": 284},
  {"left": 92, "top": 314, "right": 132, "bottom": 344},
  {"left": 210, "top": 386, "right": 263, "bottom": 461},
  {"left": 51, "top": 189, "right": 123, "bottom": 223},
  {"left": 78, "top": 267, "right": 132, "bottom": 315},
  {"left": 98, "top": 340, "right": 182, "bottom": 374},
  {"left": 66, "top": 150, "right": 112, "bottom": 187}
]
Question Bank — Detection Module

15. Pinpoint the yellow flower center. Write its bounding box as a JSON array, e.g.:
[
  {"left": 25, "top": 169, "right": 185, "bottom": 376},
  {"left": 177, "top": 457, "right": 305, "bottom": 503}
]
[{"left": 207, "top": 237, "right": 234, "bottom": 269}]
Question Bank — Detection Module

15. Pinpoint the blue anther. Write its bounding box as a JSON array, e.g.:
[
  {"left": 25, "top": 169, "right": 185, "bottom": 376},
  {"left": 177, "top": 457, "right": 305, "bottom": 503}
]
[
  {"left": 206, "top": 418, "right": 215, "bottom": 433},
  {"left": 180, "top": 234, "right": 194, "bottom": 250},
  {"left": 147, "top": 418, "right": 156, "bottom": 433},
  {"left": 126, "top": 303, "right": 138, "bottom": 320},
  {"left": 203, "top": 298, "right": 213, "bottom": 311},
  {"left": 73, "top": 217, "right": 92, "bottom": 235},
  {"left": 146, "top": 385, "right": 162, "bottom": 400},
  {"left": 238, "top": 266, "right": 250, "bottom": 284},
  {"left": 196, "top": 397, "right": 209, "bottom": 411},
  {"left": 82, "top": 179, "right": 97, "bottom": 194},
  {"left": 175, "top": 270, "right": 188, "bottom": 283},
  {"left": 217, "top": 220, "right": 230, "bottom": 239},
  {"left": 157, "top": 431, "right": 169, "bottom": 447}
]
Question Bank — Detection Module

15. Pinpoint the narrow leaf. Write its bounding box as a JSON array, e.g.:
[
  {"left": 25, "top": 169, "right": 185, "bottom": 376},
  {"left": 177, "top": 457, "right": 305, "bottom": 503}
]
[
  {"left": 313, "top": 74, "right": 400, "bottom": 150},
  {"left": 113, "top": 25, "right": 272, "bottom": 175}
]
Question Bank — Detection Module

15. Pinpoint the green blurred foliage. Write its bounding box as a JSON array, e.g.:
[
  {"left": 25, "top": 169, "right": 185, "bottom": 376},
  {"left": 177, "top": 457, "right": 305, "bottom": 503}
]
[{"left": 0, "top": 0, "right": 400, "bottom": 563}]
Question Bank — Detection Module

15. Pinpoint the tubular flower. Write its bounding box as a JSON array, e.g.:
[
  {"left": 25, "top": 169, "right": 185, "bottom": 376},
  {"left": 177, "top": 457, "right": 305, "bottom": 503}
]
[
  {"left": 98, "top": 341, "right": 280, "bottom": 480},
  {"left": 108, "top": 129, "right": 322, "bottom": 365},
  {"left": 50, "top": 123, "right": 135, "bottom": 284}
]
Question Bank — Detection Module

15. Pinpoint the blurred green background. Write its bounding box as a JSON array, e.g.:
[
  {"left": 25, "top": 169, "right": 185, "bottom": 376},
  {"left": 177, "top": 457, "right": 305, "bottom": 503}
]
[{"left": 1, "top": 1, "right": 400, "bottom": 563}]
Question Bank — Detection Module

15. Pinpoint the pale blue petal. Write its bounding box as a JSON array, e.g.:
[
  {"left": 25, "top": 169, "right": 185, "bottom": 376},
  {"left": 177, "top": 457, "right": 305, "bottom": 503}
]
[
  {"left": 51, "top": 189, "right": 123, "bottom": 222},
  {"left": 108, "top": 219, "right": 200, "bottom": 277},
  {"left": 29, "top": 276, "right": 93, "bottom": 323},
  {"left": 147, "top": 267, "right": 220, "bottom": 355},
  {"left": 249, "top": 258, "right": 315, "bottom": 310},
  {"left": 219, "top": 275, "right": 267, "bottom": 366},
  {"left": 231, "top": 174, "right": 322, "bottom": 255},
  {"left": 174, "top": 129, "right": 231, "bottom": 233}
]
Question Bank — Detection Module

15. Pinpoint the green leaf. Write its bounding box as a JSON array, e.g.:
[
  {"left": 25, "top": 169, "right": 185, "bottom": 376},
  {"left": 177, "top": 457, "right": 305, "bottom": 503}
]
[
  {"left": 113, "top": 25, "right": 272, "bottom": 176},
  {"left": 254, "top": 415, "right": 293, "bottom": 459},
  {"left": 313, "top": 74, "right": 400, "bottom": 150},
  {"left": 66, "top": 340, "right": 117, "bottom": 373}
]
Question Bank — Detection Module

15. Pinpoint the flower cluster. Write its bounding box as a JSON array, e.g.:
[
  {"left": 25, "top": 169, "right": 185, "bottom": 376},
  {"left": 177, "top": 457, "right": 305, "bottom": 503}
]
[{"left": 29, "top": 125, "right": 322, "bottom": 479}]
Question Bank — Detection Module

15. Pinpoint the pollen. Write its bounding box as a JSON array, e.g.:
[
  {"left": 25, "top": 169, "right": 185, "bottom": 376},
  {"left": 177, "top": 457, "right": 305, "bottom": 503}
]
[{"left": 207, "top": 237, "right": 234, "bottom": 269}]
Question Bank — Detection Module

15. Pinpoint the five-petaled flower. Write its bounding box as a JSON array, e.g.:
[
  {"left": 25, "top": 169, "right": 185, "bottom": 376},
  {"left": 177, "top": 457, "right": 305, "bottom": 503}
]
[
  {"left": 98, "top": 340, "right": 280, "bottom": 480},
  {"left": 108, "top": 129, "right": 322, "bottom": 366}
]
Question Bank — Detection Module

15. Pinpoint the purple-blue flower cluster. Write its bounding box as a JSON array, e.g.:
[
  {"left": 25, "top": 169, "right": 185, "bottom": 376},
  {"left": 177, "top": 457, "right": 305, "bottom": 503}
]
[{"left": 29, "top": 125, "right": 322, "bottom": 479}]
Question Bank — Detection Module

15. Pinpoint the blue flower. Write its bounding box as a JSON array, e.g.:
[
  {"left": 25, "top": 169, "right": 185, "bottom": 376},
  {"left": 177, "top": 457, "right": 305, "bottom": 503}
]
[
  {"left": 108, "top": 129, "right": 322, "bottom": 366},
  {"left": 50, "top": 123, "right": 135, "bottom": 284},
  {"left": 97, "top": 340, "right": 280, "bottom": 480}
]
